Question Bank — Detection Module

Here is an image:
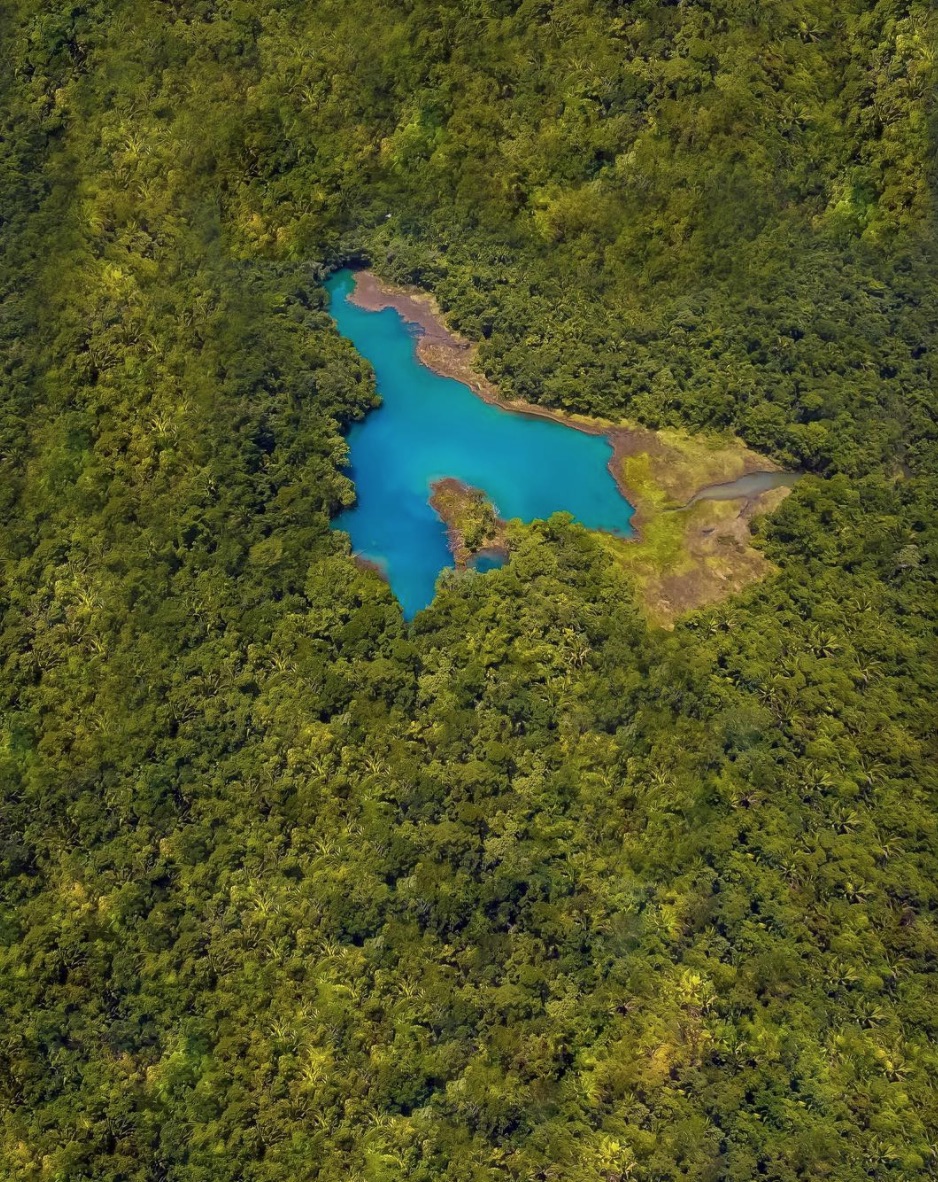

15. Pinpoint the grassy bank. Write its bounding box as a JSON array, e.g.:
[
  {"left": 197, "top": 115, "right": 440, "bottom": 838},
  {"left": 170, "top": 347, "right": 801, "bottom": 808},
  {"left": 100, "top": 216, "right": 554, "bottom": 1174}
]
[{"left": 606, "top": 427, "right": 793, "bottom": 624}]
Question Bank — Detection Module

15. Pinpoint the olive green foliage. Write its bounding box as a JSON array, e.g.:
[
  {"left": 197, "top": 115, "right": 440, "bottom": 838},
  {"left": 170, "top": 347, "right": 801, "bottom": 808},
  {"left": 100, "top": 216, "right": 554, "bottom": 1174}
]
[
  {"left": 431, "top": 480, "right": 507, "bottom": 564},
  {"left": 1, "top": 2, "right": 937, "bottom": 1181}
]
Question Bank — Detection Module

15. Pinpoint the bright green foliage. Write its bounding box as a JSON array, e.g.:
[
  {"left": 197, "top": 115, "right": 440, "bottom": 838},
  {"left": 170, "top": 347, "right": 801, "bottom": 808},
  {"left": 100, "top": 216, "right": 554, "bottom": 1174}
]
[{"left": 1, "top": 2, "right": 937, "bottom": 1181}]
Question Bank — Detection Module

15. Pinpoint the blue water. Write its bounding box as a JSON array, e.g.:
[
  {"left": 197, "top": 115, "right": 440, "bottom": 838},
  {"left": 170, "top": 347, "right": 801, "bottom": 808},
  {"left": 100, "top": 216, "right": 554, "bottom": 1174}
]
[
  {"left": 470, "top": 550, "right": 508, "bottom": 574},
  {"left": 328, "top": 269, "right": 634, "bottom": 617}
]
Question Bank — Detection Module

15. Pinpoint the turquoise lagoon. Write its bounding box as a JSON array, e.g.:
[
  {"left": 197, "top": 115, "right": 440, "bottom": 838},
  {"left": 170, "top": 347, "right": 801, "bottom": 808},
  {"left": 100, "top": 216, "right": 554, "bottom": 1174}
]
[{"left": 327, "top": 269, "right": 634, "bottom": 618}]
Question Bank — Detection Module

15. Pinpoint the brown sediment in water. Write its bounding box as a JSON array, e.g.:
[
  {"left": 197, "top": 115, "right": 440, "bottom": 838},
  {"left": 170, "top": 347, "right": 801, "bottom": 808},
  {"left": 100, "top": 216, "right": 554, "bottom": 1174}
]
[
  {"left": 347, "top": 268, "right": 795, "bottom": 623},
  {"left": 353, "top": 553, "right": 387, "bottom": 581},
  {"left": 348, "top": 271, "right": 466, "bottom": 350}
]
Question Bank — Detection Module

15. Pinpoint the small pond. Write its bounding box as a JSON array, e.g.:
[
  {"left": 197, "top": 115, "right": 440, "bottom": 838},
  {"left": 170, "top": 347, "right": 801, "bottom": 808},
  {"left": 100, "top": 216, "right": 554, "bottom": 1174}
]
[{"left": 686, "top": 470, "right": 798, "bottom": 506}]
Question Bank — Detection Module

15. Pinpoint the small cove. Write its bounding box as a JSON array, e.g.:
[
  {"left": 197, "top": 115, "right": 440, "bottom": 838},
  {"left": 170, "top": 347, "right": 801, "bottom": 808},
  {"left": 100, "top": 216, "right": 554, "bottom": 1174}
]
[
  {"left": 470, "top": 549, "right": 508, "bottom": 574},
  {"left": 327, "top": 268, "right": 635, "bottom": 617}
]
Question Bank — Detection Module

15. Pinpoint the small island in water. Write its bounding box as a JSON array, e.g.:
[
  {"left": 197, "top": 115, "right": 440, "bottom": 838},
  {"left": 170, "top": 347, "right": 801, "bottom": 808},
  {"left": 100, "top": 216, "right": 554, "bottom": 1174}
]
[
  {"left": 428, "top": 478, "right": 510, "bottom": 571},
  {"left": 328, "top": 267, "right": 796, "bottom": 623}
]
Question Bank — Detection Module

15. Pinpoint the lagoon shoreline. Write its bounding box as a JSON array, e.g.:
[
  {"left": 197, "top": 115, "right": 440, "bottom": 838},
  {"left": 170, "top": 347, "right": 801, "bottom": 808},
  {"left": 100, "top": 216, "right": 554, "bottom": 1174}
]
[
  {"left": 428, "top": 476, "right": 510, "bottom": 570},
  {"left": 347, "top": 268, "right": 650, "bottom": 524},
  {"left": 345, "top": 268, "right": 782, "bottom": 535}
]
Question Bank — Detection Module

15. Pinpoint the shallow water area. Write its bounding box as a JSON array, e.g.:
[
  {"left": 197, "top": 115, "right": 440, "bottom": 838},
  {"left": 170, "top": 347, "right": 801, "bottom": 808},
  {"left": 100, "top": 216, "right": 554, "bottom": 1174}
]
[
  {"left": 687, "top": 470, "right": 798, "bottom": 505},
  {"left": 327, "top": 269, "right": 634, "bottom": 617}
]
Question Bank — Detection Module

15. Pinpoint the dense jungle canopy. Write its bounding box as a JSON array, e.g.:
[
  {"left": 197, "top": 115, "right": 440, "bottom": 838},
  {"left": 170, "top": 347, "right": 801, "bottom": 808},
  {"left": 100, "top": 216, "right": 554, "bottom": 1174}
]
[{"left": 1, "top": 1, "right": 937, "bottom": 1179}]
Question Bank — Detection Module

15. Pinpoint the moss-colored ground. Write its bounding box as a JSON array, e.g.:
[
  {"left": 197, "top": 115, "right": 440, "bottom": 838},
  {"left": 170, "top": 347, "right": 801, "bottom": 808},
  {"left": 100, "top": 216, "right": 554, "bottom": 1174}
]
[{"left": 603, "top": 426, "right": 793, "bottom": 626}]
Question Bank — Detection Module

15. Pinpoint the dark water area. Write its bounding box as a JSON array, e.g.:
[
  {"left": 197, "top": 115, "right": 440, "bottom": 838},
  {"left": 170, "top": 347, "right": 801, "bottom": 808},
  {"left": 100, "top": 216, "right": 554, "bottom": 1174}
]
[{"left": 327, "top": 269, "right": 634, "bottom": 618}]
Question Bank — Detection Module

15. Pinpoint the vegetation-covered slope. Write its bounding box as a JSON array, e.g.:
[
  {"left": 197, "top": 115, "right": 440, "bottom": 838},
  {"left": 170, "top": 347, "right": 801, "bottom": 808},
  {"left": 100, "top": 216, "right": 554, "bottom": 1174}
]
[{"left": 1, "top": 2, "right": 937, "bottom": 1180}]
